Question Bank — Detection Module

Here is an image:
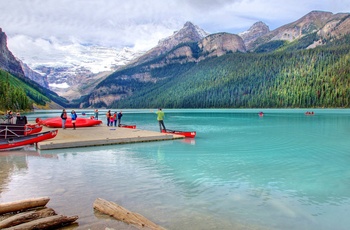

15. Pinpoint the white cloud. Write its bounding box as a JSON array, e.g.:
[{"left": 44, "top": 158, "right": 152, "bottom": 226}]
[{"left": 1, "top": 0, "right": 349, "bottom": 67}]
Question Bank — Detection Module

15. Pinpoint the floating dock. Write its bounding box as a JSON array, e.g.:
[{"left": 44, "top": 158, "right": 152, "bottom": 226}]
[{"left": 37, "top": 126, "right": 184, "bottom": 150}]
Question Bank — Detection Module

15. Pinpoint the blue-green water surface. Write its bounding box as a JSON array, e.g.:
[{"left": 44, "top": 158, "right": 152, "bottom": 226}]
[{"left": 1, "top": 109, "right": 350, "bottom": 229}]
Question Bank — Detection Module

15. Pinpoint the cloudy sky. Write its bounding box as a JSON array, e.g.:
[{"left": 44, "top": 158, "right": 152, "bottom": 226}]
[{"left": 0, "top": 0, "right": 349, "bottom": 68}]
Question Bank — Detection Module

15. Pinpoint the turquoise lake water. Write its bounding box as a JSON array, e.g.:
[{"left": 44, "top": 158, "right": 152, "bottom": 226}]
[{"left": 1, "top": 109, "right": 350, "bottom": 229}]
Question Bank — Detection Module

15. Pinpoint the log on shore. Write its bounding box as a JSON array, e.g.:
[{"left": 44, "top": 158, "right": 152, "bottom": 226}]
[
  {"left": 93, "top": 198, "right": 165, "bottom": 230},
  {"left": 0, "top": 197, "right": 50, "bottom": 215},
  {"left": 3, "top": 215, "right": 79, "bottom": 230},
  {"left": 0, "top": 207, "right": 56, "bottom": 229}
]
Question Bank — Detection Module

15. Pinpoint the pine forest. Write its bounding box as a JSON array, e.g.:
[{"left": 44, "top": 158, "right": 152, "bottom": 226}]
[{"left": 110, "top": 37, "right": 350, "bottom": 109}]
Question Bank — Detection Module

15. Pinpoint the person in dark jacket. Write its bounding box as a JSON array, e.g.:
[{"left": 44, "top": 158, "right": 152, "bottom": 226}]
[
  {"left": 117, "top": 111, "right": 123, "bottom": 127},
  {"left": 61, "top": 109, "right": 67, "bottom": 129},
  {"left": 94, "top": 109, "right": 99, "bottom": 120},
  {"left": 16, "top": 112, "right": 27, "bottom": 125},
  {"left": 5, "top": 110, "right": 13, "bottom": 124}
]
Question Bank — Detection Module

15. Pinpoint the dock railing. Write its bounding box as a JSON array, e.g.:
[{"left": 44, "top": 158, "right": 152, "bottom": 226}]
[{"left": 0, "top": 123, "right": 26, "bottom": 139}]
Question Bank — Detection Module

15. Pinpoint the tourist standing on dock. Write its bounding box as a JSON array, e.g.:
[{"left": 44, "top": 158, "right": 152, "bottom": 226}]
[
  {"left": 106, "top": 110, "right": 112, "bottom": 126},
  {"left": 71, "top": 110, "right": 77, "bottom": 130},
  {"left": 94, "top": 109, "right": 99, "bottom": 120},
  {"left": 110, "top": 113, "right": 115, "bottom": 126},
  {"left": 112, "top": 112, "right": 117, "bottom": 127},
  {"left": 156, "top": 108, "right": 166, "bottom": 132},
  {"left": 61, "top": 109, "right": 67, "bottom": 129},
  {"left": 117, "top": 111, "right": 123, "bottom": 127}
]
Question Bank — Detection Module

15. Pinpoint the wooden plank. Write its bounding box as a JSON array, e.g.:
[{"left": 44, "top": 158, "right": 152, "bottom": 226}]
[
  {"left": 0, "top": 197, "right": 50, "bottom": 215},
  {"left": 93, "top": 198, "right": 165, "bottom": 230}
]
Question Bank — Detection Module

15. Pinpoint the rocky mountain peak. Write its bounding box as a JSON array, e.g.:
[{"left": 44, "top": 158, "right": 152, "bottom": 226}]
[
  {"left": 131, "top": 21, "right": 209, "bottom": 66},
  {"left": 198, "top": 33, "right": 246, "bottom": 58},
  {"left": 158, "top": 21, "right": 209, "bottom": 49},
  {"left": 238, "top": 21, "right": 270, "bottom": 50},
  {"left": 0, "top": 28, "right": 49, "bottom": 87},
  {"left": 248, "top": 21, "right": 269, "bottom": 32},
  {"left": 300, "top": 10, "right": 334, "bottom": 24},
  {"left": 248, "top": 10, "right": 349, "bottom": 51},
  {"left": 183, "top": 21, "right": 209, "bottom": 38},
  {"left": 0, "top": 28, "right": 25, "bottom": 78},
  {"left": 18, "top": 60, "right": 49, "bottom": 88}
]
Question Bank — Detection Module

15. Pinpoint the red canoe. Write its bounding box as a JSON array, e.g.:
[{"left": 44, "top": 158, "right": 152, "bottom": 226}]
[
  {"left": 0, "top": 130, "right": 58, "bottom": 150},
  {"left": 24, "top": 124, "right": 43, "bottom": 135},
  {"left": 119, "top": 124, "right": 136, "bottom": 129},
  {"left": 161, "top": 129, "right": 196, "bottom": 138},
  {"left": 36, "top": 117, "right": 102, "bottom": 128}
]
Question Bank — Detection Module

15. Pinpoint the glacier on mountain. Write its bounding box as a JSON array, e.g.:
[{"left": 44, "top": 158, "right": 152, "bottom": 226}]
[{"left": 7, "top": 35, "right": 146, "bottom": 89}]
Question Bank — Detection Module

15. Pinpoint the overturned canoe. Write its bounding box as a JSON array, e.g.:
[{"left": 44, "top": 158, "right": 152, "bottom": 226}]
[
  {"left": 36, "top": 117, "right": 102, "bottom": 128},
  {"left": 161, "top": 129, "right": 196, "bottom": 138}
]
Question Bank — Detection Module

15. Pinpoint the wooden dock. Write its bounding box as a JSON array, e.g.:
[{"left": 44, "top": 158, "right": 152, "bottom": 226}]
[{"left": 37, "top": 126, "right": 184, "bottom": 150}]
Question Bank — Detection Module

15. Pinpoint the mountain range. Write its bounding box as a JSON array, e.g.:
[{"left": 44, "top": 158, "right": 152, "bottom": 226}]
[
  {"left": 1, "top": 10, "right": 350, "bottom": 109},
  {"left": 80, "top": 10, "right": 350, "bottom": 108}
]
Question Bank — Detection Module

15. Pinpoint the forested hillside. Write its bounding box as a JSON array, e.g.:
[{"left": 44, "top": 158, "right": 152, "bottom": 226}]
[
  {"left": 0, "top": 70, "right": 70, "bottom": 111},
  {"left": 109, "top": 36, "right": 350, "bottom": 108},
  {"left": 0, "top": 71, "right": 31, "bottom": 111}
]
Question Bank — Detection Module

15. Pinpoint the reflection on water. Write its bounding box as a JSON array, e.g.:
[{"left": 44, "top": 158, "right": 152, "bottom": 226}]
[
  {"left": 1, "top": 109, "right": 350, "bottom": 230},
  {"left": 0, "top": 148, "right": 58, "bottom": 194},
  {"left": 0, "top": 152, "right": 29, "bottom": 194}
]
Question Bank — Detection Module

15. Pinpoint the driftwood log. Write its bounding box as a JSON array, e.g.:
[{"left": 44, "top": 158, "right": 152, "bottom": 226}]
[
  {"left": 0, "top": 197, "right": 79, "bottom": 229},
  {"left": 0, "top": 197, "right": 50, "bottom": 215},
  {"left": 0, "top": 207, "right": 56, "bottom": 228},
  {"left": 3, "top": 215, "right": 79, "bottom": 230},
  {"left": 93, "top": 198, "right": 165, "bottom": 230}
]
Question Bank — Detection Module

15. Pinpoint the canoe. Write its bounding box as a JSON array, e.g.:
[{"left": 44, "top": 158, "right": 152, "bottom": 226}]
[
  {"left": 24, "top": 124, "right": 43, "bottom": 135},
  {"left": 36, "top": 117, "right": 102, "bottom": 128},
  {"left": 161, "top": 129, "right": 196, "bottom": 138},
  {"left": 0, "top": 123, "right": 43, "bottom": 137},
  {"left": 0, "top": 130, "right": 58, "bottom": 150},
  {"left": 119, "top": 124, "right": 136, "bottom": 129}
]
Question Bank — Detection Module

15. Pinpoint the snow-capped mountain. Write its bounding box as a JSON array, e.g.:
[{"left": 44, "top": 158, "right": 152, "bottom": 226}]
[
  {"left": 130, "top": 21, "right": 209, "bottom": 66},
  {"left": 31, "top": 46, "right": 145, "bottom": 88},
  {"left": 7, "top": 22, "right": 206, "bottom": 100},
  {"left": 7, "top": 36, "right": 146, "bottom": 99}
]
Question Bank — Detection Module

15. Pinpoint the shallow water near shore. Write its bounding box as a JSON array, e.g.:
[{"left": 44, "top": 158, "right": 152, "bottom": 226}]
[{"left": 1, "top": 109, "right": 350, "bottom": 229}]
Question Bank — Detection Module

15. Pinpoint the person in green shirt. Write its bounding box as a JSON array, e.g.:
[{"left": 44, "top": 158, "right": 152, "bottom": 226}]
[{"left": 156, "top": 108, "right": 166, "bottom": 132}]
